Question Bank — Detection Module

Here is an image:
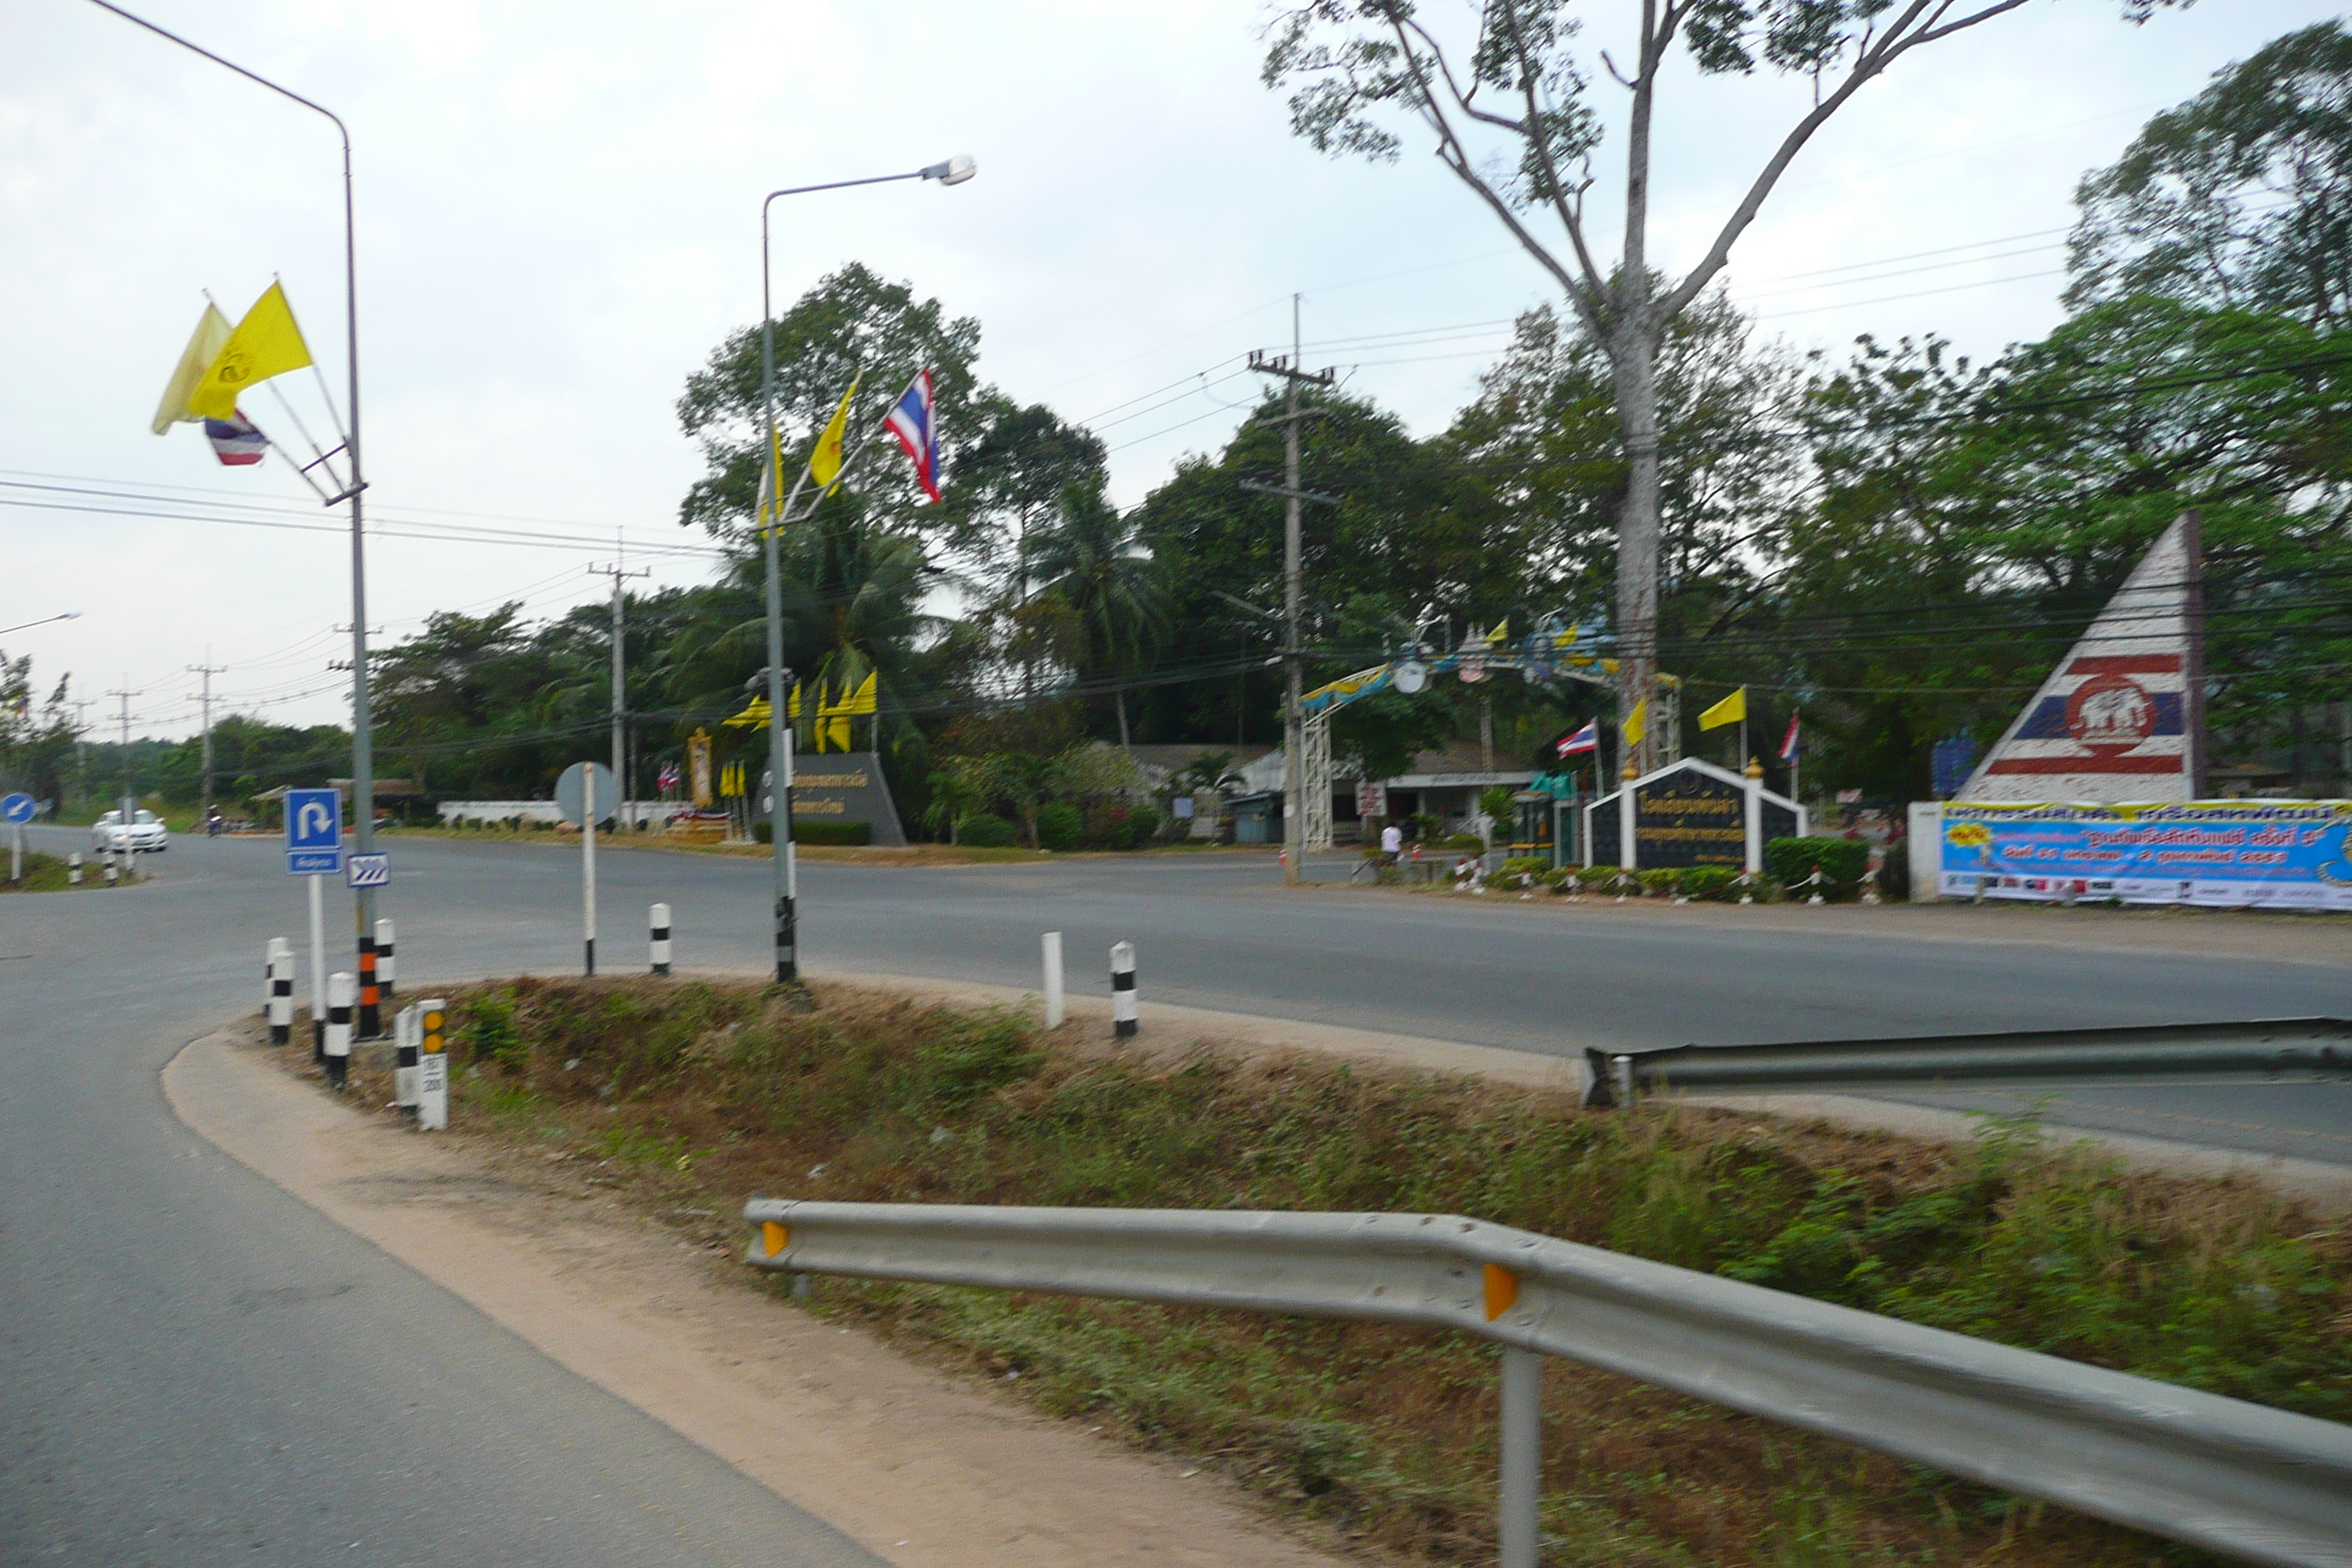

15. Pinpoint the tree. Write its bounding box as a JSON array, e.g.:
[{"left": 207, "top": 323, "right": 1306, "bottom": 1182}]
[
  {"left": 945, "top": 401, "right": 1109, "bottom": 600},
  {"left": 1028, "top": 478, "right": 1166, "bottom": 747},
  {"left": 0, "top": 655, "right": 75, "bottom": 805},
  {"left": 1263, "top": 0, "right": 2185, "bottom": 768},
  {"left": 2068, "top": 21, "right": 2352, "bottom": 330}
]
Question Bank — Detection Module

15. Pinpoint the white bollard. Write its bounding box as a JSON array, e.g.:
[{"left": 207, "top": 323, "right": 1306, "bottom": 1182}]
[
  {"left": 375, "top": 919, "right": 397, "bottom": 1000},
  {"left": 1109, "top": 941, "right": 1137, "bottom": 1041},
  {"left": 649, "top": 902, "right": 672, "bottom": 976},
  {"left": 325, "top": 971, "right": 355, "bottom": 1090},
  {"left": 68, "top": 851, "right": 82, "bottom": 886},
  {"left": 416, "top": 998, "right": 450, "bottom": 1131},
  {"left": 393, "top": 1003, "right": 422, "bottom": 1115},
  {"left": 266, "top": 938, "right": 294, "bottom": 1046},
  {"left": 1042, "top": 931, "right": 1065, "bottom": 1029}
]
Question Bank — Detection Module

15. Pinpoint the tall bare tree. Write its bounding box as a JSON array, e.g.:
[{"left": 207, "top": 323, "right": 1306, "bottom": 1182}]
[{"left": 1264, "top": 0, "right": 2185, "bottom": 766}]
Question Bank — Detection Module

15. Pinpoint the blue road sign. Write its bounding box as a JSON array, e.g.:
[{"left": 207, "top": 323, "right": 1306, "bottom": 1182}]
[
  {"left": 0, "top": 792, "right": 34, "bottom": 825},
  {"left": 285, "top": 787, "right": 343, "bottom": 875},
  {"left": 345, "top": 853, "right": 391, "bottom": 889}
]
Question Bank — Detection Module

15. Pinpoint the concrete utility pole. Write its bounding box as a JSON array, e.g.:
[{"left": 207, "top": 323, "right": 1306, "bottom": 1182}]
[
  {"left": 70, "top": 697, "right": 93, "bottom": 807},
  {"left": 106, "top": 685, "right": 140, "bottom": 826},
  {"left": 591, "top": 556, "right": 650, "bottom": 833},
  {"left": 188, "top": 658, "right": 225, "bottom": 821},
  {"left": 1246, "top": 295, "right": 1335, "bottom": 888}
]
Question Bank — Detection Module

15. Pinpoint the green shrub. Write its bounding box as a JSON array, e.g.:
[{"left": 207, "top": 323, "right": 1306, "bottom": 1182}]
[
  {"left": 1574, "top": 864, "right": 1622, "bottom": 888},
  {"left": 1637, "top": 867, "right": 1683, "bottom": 896},
  {"left": 1499, "top": 856, "right": 1550, "bottom": 883},
  {"left": 1681, "top": 864, "right": 1740, "bottom": 900},
  {"left": 464, "top": 988, "right": 524, "bottom": 1071},
  {"left": 1079, "top": 802, "right": 1159, "bottom": 851},
  {"left": 1539, "top": 867, "right": 1570, "bottom": 889},
  {"left": 793, "top": 821, "right": 872, "bottom": 846},
  {"left": 956, "top": 813, "right": 1017, "bottom": 848},
  {"left": 1036, "top": 802, "right": 1082, "bottom": 851},
  {"left": 1441, "top": 832, "right": 1485, "bottom": 851},
  {"left": 1123, "top": 804, "right": 1161, "bottom": 848},
  {"left": 753, "top": 820, "right": 772, "bottom": 843},
  {"left": 1765, "top": 836, "right": 1870, "bottom": 896}
]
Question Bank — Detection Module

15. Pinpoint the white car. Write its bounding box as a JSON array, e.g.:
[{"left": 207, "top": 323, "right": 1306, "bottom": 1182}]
[{"left": 93, "top": 809, "right": 170, "bottom": 853}]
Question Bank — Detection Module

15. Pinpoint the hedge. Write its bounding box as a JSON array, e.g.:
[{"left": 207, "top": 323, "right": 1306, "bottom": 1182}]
[
  {"left": 1036, "top": 802, "right": 1082, "bottom": 852},
  {"left": 955, "top": 814, "right": 1018, "bottom": 848},
  {"left": 1765, "top": 836, "right": 1869, "bottom": 894},
  {"left": 752, "top": 821, "right": 873, "bottom": 845}
]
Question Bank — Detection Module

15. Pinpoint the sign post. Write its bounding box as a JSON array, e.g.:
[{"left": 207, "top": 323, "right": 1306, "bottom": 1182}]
[
  {"left": 284, "top": 788, "right": 342, "bottom": 1055},
  {"left": 557, "top": 762, "right": 616, "bottom": 978},
  {"left": 1, "top": 793, "right": 32, "bottom": 883}
]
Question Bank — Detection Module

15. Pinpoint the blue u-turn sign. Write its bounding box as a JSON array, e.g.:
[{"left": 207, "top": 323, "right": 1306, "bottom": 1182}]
[{"left": 285, "top": 787, "right": 342, "bottom": 875}]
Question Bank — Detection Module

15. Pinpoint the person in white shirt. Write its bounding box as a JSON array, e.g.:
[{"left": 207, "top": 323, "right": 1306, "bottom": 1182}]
[{"left": 1379, "top": 821, "right": 1403, "bottom": 861}]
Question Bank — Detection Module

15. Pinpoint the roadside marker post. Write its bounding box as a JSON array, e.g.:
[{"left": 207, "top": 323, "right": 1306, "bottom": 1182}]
[
  {"left": 1110, "top": 941, "right": 1138, "bottom": 1041},
  {"left": 105, "top": 855, "right": 118, "bottom": 887},
  {"left": 393, "top": 1003, "right": 421, "bottom": 1116},
  {"left": 375, "top": 919, "right": 396, "bottom": 1002},
  {"left": 68, "top": 852, "right": 81, "bottom": 887},
  {"left": 356, "top": 930, "right": 379, "bottom": 1039},
  {"left": 267, "top": 952, "right": 294, "bottom": 1045},
  {"left": 1042, "top": 932, "right": 1065, "bottom": 1028},
  {"left": 649, "top": 903, "right": 671, "bottom": 976},
  {"left": 416, "top": 999, "right": 449, "bottom": 1131},
  {"left": 324, "top": 970, "right": 354, "bottom": 1090}
]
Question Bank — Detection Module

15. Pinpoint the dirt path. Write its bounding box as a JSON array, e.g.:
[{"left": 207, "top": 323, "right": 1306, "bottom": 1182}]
[{"left": 165, "top": 1028, "right": 1365, "bottom": 1568}]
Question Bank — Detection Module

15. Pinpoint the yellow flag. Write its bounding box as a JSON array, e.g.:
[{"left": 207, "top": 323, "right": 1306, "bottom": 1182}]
[
  {"left": 809, "top": 374, "right": 862, "bottom": 491},
  {"left": 1699, "top": 687, "right": 1747, "bottom": 731},
  {"left": 844, "top": 670, "right": 877, "bottom": 716},
  {"left": 152, "top": 304, "right": 233, "bottom": 434},
  {"left": 186, "top": 282, "right": 314, "bottom": 421},
  {"left": 1623, "top": 698, "right": 1648, "bottom": 748}
]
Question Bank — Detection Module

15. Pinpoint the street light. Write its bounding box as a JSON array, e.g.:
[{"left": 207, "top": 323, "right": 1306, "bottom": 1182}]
[
  {"left": 755, "top": 156, "right": 974, "bottom": 986},
  {"left": 0, "top": 613, "right": 80, "bottom": 638},
  {"left": 88, "top": 2, "right": 385, "bottom": 1030}
]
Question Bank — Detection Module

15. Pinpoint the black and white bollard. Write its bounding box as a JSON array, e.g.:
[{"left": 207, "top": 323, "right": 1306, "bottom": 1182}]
[
  {"left": 266, "top": 939, "right": 294, "bottom": 1046},
  {"left": 649, "top": 902, "right": 671, "bottom": 976},
  {"left": 375, "top": 919, "right": 397, "bottom": 1002},
  {"left": 68, "top": 852, "right": 82, "bottom": 887},
  {"left": 325, "top": 970, "right": 354, "bottom": 1090},
  {"left": 393, "top": 1003, "right": 421, "bottom": 1117},
  {"left": 1110, "top": 941, "right": 1138, "bottom": 1041},
  {"left": 104, "top": 855, "right": 119, "bottom": 887},
  {"left": 416, "top": 998, "right": 449, "bottom": 1131}
]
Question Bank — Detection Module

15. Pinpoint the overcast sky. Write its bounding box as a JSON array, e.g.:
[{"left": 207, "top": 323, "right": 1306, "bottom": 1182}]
[{"left": 1, "top": 0, "right": 2332, "bottom": 742}]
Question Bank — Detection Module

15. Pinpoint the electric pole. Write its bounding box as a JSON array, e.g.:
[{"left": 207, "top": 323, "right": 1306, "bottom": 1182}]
[
  {"left": 105, "top": 685, "right": 141, "bottom": 828},
  {"left": 590, "top": 554, "right": 651, "bottom": 832},
  {"left": 189, "top": 657, "right": 225, "bottom": 822},
  {"left": 1247, "top": 295, "right": 1335, "bottom": 888},
  {"left": 70, "top": 698, "right": 93, "bottom": 807}
]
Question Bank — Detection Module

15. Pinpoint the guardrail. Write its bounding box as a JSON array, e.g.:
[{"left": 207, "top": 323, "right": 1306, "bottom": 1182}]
[
  {"left": 1580, "top": 1017, "right": 2352, "bottom": 1107},
  {"left": 743, "top": 1200, "right": 2352, "bottom": 1568}
]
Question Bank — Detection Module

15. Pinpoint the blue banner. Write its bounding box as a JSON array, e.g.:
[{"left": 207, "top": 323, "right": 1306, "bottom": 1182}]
[{"left": 1938, "top": 800, "right": 2352, "bottom": 909}]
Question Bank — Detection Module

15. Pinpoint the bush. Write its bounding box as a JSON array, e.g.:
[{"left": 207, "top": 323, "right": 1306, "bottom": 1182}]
[
  {"left": 753, "top": 820, "right": 771, "bottom": 843},
  {"left": 1574, "top": 864, "right": 1623, "bottom": 889},
  {"left": 955, "top": 813, "right": 1017, "bottom": 848},
  {"left": 1441, "top": 832, "right": 1485, "bottom": 852},
  {"left": 1123, "top": 804, "right": 1161, "bottom": 848},
  {"left": 1765, "top": 836, "right": 1870, "bottom": 897},
  {"left": 1681, "top": 865, "right": 1740, "bottom": 901},
  {"left": 1036, "top": 802, "right": 1082, "bottom": 851},
  {"left": 1079, "top": 802, "right": 1161, "bottom": 851},
  {"left": 1498, "top": 856, "right": 1550, "bottom": 886},
  {"left": 1637, "top": 867, "right": 1683, "bottom": 897},
  {"left": 793, "top": 821, "right": 872, "bottom": 846}
]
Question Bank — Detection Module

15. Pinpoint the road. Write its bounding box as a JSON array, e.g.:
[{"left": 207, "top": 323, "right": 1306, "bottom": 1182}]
[{"left": 3, "top": 826, "right": 2345, "bottom": 1564}]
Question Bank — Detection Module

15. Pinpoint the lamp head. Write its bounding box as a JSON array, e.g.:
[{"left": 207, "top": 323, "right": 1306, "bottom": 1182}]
[{"left": 920, "top": 154, "right": 977, "bottom": 186}]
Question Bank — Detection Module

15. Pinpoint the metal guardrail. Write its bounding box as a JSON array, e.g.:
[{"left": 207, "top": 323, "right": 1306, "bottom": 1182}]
[
  {"left": 1581, "top": 1017, "right": 2352, "bottom": 1106},
  {"left": 744, "top": 1201, "right": 2352, "bottom": 1568}
]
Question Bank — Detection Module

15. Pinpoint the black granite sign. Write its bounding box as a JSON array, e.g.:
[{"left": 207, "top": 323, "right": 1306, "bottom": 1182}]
[{"left": 761, "top": 752, "right": 907, "bottom": 846}]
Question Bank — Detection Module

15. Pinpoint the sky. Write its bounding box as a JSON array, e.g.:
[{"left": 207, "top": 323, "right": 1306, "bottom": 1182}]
[{"left": 1, "top": 0, "right": 2334, "bottom": 742}]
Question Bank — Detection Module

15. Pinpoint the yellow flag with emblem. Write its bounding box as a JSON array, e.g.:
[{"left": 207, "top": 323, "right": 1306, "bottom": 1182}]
[
  {"left": 1698, "top": 687, "right": 1746, "bottom": 731},
  {"left": 809, "top": 374, "right": 862, "bottom": 491},
  {"left": 1622, "top": 698, "right": 1648, "bottom": 749},
  {"left": 186, "top": 282, "right": 314, "bottom": 421},
  {"left": 152, "top": 304, "right": 233, "bottom": 434}
]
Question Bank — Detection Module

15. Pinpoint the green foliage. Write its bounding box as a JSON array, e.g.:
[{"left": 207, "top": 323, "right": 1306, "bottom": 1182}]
[
  {"left": 954, "top": 813, "right": 1017, "bottom": 848},
  {"left": 1766, "top": 837, "right": 1869, "bottom": 893},
  {"left": 1637, "top": 867, "right": 1683, "bottom": 896},
  {"left": 792, "top": 821, "right": 871, "bottom": 846},
  {"left": 1681, "top": 864, "right": 1741, "bottom": 900},
  {"left": 1477, "top": 784, "right": 1519, "bottom": 822},
  {"left": 1036, "top": 802, "right": 1082, "bottom": 851},
  {"left": 1497, "top": 856, "right": 1551, "bottom": 883},
  {"left": 464, "top": 989, "right": 524, "bottom": 1071}
]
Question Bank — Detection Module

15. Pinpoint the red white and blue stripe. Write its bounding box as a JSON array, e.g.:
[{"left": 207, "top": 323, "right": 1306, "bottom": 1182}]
[
  {"left": 1556, "top": 719, "right": 1599, "bottom": 758},
  {"left": 883, "top": 369, "right": 941, "bottom": 503},
  {"left": 204, "top": 412, "right": 268, "bottom": 467},
  {"left": 1780, "top": 711, "right": 1801, "bottom": 764}
]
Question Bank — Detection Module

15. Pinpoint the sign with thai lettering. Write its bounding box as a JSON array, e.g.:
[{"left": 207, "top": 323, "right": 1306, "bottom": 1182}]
[
  {"left": 779, "top": 751, "right": 907, "bottom": 847},
  {"left": 1938, "top": 800, "right": 2352, "bottom": 909}
]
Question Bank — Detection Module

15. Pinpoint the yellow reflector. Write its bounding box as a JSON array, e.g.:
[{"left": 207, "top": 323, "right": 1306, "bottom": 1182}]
[
  {"left": 1482, "top": 1264, "right": 1518, "bottom": 1322},
  {"left": 423, "top": 1011, "right": 445, "bottom": 1032},
  {"left": 422, "top": 1034, "right": 444, "bottom": 1055},
  {"left": 761, "top": 1221, "right": 788, "bottom": 1257}
]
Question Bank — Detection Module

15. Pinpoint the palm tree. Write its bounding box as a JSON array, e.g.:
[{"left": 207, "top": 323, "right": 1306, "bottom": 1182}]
[{"left": 1029, "top": 479, "right": 1164, "bottom": 748}]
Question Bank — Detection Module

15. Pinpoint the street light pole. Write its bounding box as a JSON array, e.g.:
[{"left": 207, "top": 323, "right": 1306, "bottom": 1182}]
[
  {"left": 88, "top": 1, "right": 380, "bottom": 1022},
  {"left": 0, "top": 613, "right": 80, "bottom": 638},
  {"left": 755, "top": 155, "right": 973, "bottom": 986}
]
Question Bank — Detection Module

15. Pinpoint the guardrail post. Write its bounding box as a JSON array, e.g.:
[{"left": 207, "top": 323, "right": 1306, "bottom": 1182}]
[
  {"left": 649, "top": 902, "right": 671, "bottom": 975},
  {"left": 375, "top": 918, "right": 396, "bottom": 1000},
  {"left": 1499, "top": 1348, "right": 1542, "bottom": 1568},
  {"left": 325, "top": 970, "right": 354, "bottom": 1090},
  {"left": 1110, "top": 941, "right": 1137, "bottom": 1040},
  {"left": 68, "top": 851, "right": 82, "bottom": 887},
  {"left": 1043, "top": 931, "right": 1065, "bottom": 1028}
]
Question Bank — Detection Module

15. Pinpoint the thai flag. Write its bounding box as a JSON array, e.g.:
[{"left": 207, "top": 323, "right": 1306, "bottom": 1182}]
[
  {"left": 1780, "top": 711, "right": 1801, "bottom": 763},
  {"left": 1556, "top": 719, "right": 1599, "bottom": 758},
  {"left": 883, "top": 369, "right": 941, "bottom": 503},
  {"left": 204, "top": 412, "right": 267, "bottom": 467}
]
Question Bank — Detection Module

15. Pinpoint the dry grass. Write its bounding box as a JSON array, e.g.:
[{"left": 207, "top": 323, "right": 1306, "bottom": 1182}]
[{"left": 303, "top": 976, "right": 2349, "bottom": 1568}]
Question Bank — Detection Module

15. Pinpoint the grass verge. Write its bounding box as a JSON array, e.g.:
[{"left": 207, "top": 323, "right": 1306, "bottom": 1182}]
[
  {"left": 0, "top": 850, "right": 132, "bottom": 892},
  {"left": 298, "top": 976, "right": 2348, "bottom": 1567}
]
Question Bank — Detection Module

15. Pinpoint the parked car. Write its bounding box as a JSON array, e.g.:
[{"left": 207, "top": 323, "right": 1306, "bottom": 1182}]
[{"left": 93, "top": 809, "right": 170, "bottom": 853}]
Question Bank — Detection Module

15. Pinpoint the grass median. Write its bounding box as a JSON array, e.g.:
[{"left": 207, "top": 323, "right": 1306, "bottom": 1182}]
[{"left": 305, "top": 976, "right": 2348, "bottom": 1567}]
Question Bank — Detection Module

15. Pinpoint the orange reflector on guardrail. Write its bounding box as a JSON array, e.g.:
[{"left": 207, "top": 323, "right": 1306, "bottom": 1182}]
[
  {"left": 1483, "top": 1264, "right": 1518, "bottom": 1321},
  {"left": 761, "top": 1221, "right": 788, "bottom": 1259}
]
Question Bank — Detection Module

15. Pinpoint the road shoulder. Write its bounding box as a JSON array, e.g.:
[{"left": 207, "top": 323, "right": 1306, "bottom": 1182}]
[{"left": 164, "top": 1026, "right": 1362, "bottom": 1568}]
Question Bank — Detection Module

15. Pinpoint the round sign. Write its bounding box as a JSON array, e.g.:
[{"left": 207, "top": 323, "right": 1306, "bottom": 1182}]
[
  {"left": 1392, "top": 660, "right": 1428, "bottom": 695},
  {"left": 554, "top": 761, "right": 619, "bottom": 826},
  {"left": 2065, "top": 674, "right": 2157, "bottom": 753},
  {"left": 0, "top": 792, "right": 34, "bottom": 825}
]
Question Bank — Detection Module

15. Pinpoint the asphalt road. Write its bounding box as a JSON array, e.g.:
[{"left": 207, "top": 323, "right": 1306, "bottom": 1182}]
[{"left": 3, "top": 825, "right": 2346, "bottom": 1563}]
